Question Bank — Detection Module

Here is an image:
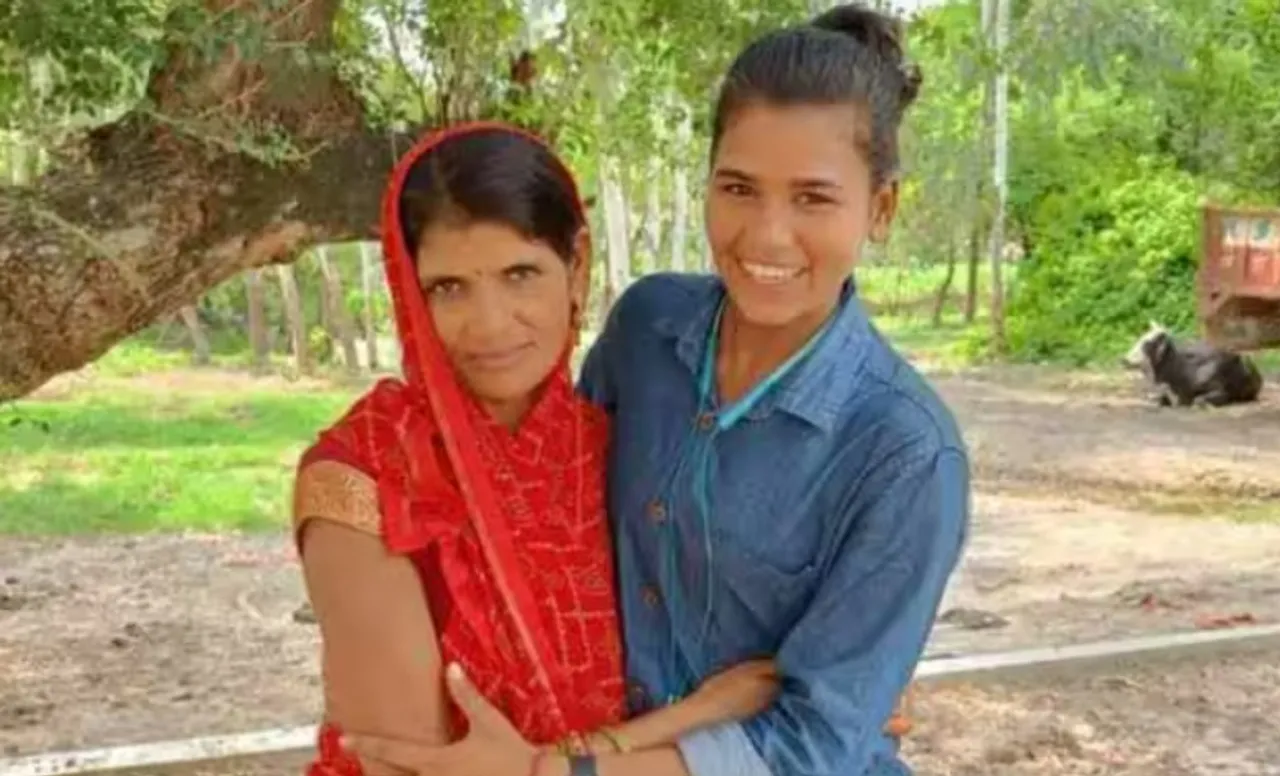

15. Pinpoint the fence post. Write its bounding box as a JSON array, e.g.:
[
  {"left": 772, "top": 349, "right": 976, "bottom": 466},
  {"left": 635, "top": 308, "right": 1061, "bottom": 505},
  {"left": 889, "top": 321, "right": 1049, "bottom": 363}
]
[
  {"left": 244, "top": 269, "right": 270, "bottom": 371},
  {"left": 178, "top": 305, "right": 211, "bottom": 365},
  {"left": 275, "top": 264, "right": 310, "bottom": 376},
  {"left": 316, "top": 246, "right": 360, "bottom": 375}
]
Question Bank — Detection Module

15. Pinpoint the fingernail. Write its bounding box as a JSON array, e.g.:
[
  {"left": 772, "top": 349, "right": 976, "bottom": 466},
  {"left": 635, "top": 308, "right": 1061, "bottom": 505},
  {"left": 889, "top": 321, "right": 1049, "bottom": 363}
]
[{"left": 446, "top": 662, "right": 464, "bottom": 681}]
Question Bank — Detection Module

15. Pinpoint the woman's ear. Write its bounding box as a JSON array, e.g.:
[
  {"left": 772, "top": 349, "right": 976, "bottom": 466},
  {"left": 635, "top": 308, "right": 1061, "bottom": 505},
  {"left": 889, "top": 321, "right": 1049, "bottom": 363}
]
[{"left": 868, "top": 180, "right": 900, "bottom": 244}]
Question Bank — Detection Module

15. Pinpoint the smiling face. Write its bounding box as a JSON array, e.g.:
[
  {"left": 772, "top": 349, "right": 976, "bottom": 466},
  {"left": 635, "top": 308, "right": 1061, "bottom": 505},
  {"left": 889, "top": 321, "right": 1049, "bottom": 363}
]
[
  {"left": 416, "top": 220, "right": 588, "bottom": 426},
  {"left": 705, "top": 101, "right": 899, "bottom": 332}
]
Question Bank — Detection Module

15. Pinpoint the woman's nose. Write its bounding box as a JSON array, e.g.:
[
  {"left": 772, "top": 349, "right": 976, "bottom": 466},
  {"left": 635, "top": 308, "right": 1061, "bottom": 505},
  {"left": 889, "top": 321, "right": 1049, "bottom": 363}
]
[
  {"left": 740, "top": 199, "right": 797, "bottom": 256},
  {"left": 462, "top": 283, "right": 517, "bottom": 341}
]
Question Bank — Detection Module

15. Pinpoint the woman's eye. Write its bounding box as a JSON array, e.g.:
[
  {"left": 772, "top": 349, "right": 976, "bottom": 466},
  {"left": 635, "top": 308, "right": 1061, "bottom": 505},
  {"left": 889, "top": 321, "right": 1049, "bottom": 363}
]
[
  {"left": 426, "top": 280, "right": 462, "bottom": 299},
  {"left": 720, "top": 182, "right": 753, "bottom": 197},
  {"left": 507, "top": 265, "right": 541, "bottom": 283},
  {"left": 796, "top": 192, "right": 834, "bottom": 207}
]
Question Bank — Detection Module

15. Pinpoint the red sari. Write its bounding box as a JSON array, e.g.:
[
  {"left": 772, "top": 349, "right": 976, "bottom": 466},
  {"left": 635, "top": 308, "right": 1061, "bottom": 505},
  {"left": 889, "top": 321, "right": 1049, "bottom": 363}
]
[{"left": 297, "top": 123, "right": 626, "bottom": 775}]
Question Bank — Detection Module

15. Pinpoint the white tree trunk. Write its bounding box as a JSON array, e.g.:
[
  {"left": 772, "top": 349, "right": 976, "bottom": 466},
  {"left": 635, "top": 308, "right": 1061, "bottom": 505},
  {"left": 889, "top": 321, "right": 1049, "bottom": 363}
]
[
  {"left": 244, "top": 268, "right": 269, "bottom": 371},
  {"left": 986, "top": 0, "right": 1009, "bottom": 349},
  {"left": 276, "top": 264, "right": 309, "bottom": 375},
  {"left": 178, "top": 305, "right": 211, "bottom": 365},
  {"left": 641, "top": 159, "right": 663, "bottom": 275},
  {"left": 316, "top": 245, "right": 360, "bottom": 374},
  {"left": 599, "top": 157, "right": 632, "bottom": 309},
  {"left": 670, "top": 166, "right": 689, "bottom": 272}
]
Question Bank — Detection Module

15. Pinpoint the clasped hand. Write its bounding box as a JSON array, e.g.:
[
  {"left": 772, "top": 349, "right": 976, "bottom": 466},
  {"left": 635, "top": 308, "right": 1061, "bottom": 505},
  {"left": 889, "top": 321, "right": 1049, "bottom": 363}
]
[{"left": 343, "top": 660, "right": 779, "bottom": 776}]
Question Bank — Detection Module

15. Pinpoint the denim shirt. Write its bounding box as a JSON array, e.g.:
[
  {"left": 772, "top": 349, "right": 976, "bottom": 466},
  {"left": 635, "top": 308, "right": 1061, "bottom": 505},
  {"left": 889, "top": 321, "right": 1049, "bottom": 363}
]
[{"left": 578, "top": 274, "right": 970, "bottom": 776}]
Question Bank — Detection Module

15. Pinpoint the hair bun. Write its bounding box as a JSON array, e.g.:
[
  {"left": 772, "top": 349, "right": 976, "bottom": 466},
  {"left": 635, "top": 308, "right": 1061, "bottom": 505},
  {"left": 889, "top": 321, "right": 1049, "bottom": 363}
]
[
  {"left": 900, "top": 62, "right": 923, "bottom": 106},
  {"left": 811, "top": 3, "right": 905, "bottom": 55},
  {"left": 811, "top": 3, "right": 922, "bottom": 108}
]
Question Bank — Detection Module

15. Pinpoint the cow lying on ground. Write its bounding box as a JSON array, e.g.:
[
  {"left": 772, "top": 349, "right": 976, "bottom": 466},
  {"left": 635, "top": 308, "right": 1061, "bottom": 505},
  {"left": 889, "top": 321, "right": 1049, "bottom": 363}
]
[{"left": 1122, "top": 321, "right": 1263, "bottom": 407}]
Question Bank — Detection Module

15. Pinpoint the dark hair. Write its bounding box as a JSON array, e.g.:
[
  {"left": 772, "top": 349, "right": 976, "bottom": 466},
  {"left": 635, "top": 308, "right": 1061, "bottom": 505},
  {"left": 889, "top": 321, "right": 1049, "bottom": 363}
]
[
  {"left": 711, "top": 3, "right": 923, "bottom": 185},
  {"left": 399, "top": 129, "right": 583, "bottom": 262}
]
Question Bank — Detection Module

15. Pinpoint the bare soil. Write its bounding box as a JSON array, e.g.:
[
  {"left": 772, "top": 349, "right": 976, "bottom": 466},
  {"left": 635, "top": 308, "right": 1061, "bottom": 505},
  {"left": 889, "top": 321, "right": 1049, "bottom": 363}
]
[{"left": 3, "top": 366, "right": 1279, "bottom": 774}]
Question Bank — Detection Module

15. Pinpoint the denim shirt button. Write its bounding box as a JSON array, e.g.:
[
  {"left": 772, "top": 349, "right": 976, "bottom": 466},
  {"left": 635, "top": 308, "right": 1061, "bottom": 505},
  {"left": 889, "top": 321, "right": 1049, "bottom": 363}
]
[
  {"left": 627, "top": 680, "right": 649, "bottom": 708},
  {"left": 640, "top": 585, "right": 661, "bottom": 607}
]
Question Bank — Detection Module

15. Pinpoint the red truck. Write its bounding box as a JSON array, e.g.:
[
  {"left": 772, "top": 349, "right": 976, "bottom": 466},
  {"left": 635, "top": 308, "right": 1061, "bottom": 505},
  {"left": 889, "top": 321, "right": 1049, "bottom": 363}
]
[{"left": 1198, "top": 203, "right": 1280, "bottom": 350}]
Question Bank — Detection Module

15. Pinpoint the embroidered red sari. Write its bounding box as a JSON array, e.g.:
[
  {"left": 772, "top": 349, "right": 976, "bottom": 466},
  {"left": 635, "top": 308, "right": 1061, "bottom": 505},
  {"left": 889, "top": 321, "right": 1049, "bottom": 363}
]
[{"left": 296, "top": 123, "right": 626, "bottom": 775}]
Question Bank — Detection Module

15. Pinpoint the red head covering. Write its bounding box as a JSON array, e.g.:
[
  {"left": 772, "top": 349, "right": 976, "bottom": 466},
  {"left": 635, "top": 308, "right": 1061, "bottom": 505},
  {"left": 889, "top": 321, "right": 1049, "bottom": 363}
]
[{"left": 299, "top": 122, "right": 625, "bottom": 757}]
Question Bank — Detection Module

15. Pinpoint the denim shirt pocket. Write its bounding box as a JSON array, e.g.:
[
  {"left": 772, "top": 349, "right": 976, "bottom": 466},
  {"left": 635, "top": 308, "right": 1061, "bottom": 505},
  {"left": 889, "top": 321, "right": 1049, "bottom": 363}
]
[{"left": 709, "top": 529, "right": 820, "bottom": 654}]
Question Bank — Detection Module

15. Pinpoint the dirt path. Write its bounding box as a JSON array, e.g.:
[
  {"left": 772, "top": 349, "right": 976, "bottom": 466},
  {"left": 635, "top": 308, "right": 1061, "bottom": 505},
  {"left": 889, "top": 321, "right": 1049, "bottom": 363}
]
[
  {"left": 937, "top": 367, "right": 1280, "bottom": 504},
  {"left": 3, "top": 367, "right": 1279, "bottom": 772},
  {"left": 904, "top": 653, "right": 1280, "bottom": 776}
]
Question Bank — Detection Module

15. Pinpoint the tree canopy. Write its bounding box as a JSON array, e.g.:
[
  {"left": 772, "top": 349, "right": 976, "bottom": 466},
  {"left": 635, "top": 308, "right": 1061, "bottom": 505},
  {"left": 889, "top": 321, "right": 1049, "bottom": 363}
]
[{"left": 1, "top": 0, "right": 1277, "bottom": 398}]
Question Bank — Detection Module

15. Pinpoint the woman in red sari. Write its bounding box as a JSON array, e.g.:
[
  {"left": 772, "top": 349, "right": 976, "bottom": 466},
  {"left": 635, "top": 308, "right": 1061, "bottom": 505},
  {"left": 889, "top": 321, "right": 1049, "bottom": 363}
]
[{"left": 293, "top": 123, "right": 777, "bottom": 776}]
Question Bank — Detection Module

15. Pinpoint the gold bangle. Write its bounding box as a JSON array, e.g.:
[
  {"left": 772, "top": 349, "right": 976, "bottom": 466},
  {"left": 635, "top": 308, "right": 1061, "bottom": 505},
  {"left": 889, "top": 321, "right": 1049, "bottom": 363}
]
[{"left": 596, "top": 728, "right": 631, "bottom": 754}]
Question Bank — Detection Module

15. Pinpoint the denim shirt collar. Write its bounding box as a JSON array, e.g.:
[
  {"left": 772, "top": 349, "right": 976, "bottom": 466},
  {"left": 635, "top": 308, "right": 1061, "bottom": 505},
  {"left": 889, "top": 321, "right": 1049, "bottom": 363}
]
[{"left": 652, "top": 277, "right": 872, "bottom": 433}]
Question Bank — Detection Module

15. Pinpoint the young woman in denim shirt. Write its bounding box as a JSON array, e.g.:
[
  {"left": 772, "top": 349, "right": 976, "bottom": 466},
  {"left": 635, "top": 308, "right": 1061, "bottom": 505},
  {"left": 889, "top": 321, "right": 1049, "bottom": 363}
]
[{"left": 344, "top": 5, "right": 969, "bottom": 775}]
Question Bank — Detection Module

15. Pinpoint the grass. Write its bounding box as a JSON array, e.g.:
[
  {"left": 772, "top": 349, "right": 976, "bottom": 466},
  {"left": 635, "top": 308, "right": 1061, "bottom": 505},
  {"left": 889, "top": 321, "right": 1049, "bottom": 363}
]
[
  {"left": 0, "top": 378, "right": 359, "bottom": 535},
  {"left": 856, "top": 260, "right": 1012, "bottom": 309},
  {"left": 0, "top": 264, "right": 1005, "bottom": 539},
  {"left": 0, "top": 310, "right": 986, "bottom": 537},
  {"left": 874, "top": 314, "right": 985, "bottom": 370}
]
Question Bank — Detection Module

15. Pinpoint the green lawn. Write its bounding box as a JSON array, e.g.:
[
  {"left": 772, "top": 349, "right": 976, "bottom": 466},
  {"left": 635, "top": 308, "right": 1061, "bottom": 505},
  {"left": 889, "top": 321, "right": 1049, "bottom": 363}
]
[
  {"left": 20, "top": 274, "right": 1265, "bottom": 537},
  {"left": 1, "top": 381, "right": 358, "bottom": 535},
  {"left": 1, "top": 315, "right": 981, "bottom": 537}
]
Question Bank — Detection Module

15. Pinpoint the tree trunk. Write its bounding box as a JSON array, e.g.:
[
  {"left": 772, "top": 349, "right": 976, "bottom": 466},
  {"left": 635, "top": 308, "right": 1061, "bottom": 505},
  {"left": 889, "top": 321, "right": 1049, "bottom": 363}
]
[
  {"left": 178, "top": 305, "right": 212, "bottom": 365},
  {"left": 0, "top": 0, "right": 399, "bottom": 401},
  {"left": 276, "top": 265, "right": 310, "bottom": 376},
  {"left": 244, "top": 269, "right": 270, "bottom": 372},
  {"left": 316, "top": 247, "right": 360, "bottom": 374},
  {"left": 960, "top": 0, "right": 997, "bottom": 328},
  {"left": 360, "top": 242, "right": 380, "bottom": 372},
  {"left": 670, "top": 166, "right": 689, "bottom": 272},
  {"left": 932, "top": 241, "right": 959, "bottom": 327},
  {"left": 599, "top": 158, "right": 632, "bottom": 313},
  {"left": 986, "top": 0, "right": 1010, "bottom": 353},
  {"left": 964, "top": 223, "right": 982, "bottom": 323},
  {"left": 641, "top": 160, "right": 663, "bottom": 275}
]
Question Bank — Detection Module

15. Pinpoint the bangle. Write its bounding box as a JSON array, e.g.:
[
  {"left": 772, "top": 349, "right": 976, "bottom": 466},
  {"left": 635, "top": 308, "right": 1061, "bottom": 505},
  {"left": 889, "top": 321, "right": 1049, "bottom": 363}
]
[
  {"left": 556, "top": 734, "right": 589, "bottom": 757},
  {"left": 567, "top": 755, "right": 599, "bottom": 776},
  {"left": 596, "top": 728, "right": 631, "bottom": 754}
]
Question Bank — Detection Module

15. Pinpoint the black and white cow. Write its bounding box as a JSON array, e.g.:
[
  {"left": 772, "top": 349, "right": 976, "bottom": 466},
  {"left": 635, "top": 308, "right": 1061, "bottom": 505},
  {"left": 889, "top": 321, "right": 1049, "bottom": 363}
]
[{"left": 1122, "top": 321, "right": 1263, "bottom": 407}]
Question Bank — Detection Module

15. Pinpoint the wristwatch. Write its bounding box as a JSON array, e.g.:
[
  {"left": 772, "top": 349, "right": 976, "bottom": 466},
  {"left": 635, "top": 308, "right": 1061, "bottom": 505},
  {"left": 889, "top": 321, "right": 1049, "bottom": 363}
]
[{"left": 567, "top": 754, "right": 599, "bottom": 775}]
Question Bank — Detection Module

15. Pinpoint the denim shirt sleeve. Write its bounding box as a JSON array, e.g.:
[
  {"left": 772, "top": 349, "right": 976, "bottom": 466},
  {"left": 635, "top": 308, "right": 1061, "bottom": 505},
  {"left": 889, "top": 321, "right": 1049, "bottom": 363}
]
[
  {"left": 678, "top": 721, "right": 772, "bottom": 776},
  {"left": 701, "top": 444, "right": 970, "bottom": 776}
]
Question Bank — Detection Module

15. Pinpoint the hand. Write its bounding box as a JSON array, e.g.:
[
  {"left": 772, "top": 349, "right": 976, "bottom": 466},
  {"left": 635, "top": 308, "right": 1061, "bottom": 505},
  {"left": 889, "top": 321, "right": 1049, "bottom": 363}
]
[
  {"left": 688, "top": 659, "right": 780, "bottom": 722},
  {"left": 343, "top": 663, "right": 539, "bottom": 776}
]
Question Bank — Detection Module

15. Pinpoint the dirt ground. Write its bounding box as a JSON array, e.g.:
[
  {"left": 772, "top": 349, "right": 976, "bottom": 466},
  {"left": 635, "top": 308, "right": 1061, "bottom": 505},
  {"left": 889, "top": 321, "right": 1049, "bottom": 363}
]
[{"left": 3, "top": 366, "right": 1279, "bottom": 773}]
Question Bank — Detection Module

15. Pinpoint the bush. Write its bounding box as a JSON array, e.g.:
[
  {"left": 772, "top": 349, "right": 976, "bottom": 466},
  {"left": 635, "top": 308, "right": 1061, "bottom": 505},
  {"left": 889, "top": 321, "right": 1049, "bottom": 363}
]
[{"left": 996, "top": 160, "right": 1203, "bottom": 364}]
